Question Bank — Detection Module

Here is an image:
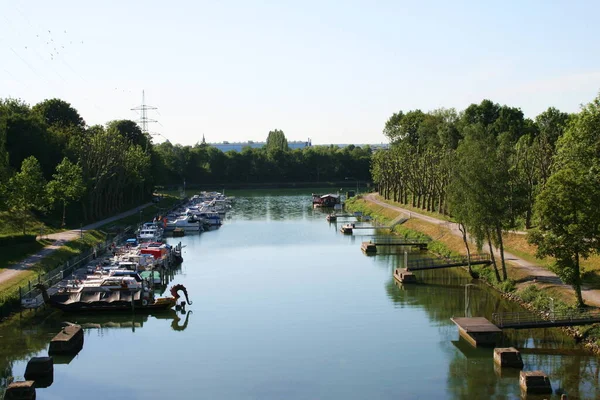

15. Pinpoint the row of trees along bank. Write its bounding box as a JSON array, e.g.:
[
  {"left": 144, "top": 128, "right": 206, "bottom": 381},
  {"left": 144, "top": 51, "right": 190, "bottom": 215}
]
[
  {"left": 0, "top": 98, "right": 372, "bottom": 230},
  {"left": 372, "top": 93, "right": 600, "bottom": 306}
]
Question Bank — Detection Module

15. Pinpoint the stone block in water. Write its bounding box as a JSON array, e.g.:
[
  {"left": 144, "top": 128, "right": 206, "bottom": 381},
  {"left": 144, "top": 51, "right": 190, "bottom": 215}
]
[
  {"left": 4, "top": 381, "right": 36, "bottom": 400},
  {"left": 493, "top": 347, "right": 524, "bottom": 368},
  {"left": 24, "top": 356, "right": 54, "bottom": 388},
  {"left": 520, "top": 370, "right": 552, "bottom": 394},
  {"left": 48, "top": 325, "right": 84, "bottom": 355}
]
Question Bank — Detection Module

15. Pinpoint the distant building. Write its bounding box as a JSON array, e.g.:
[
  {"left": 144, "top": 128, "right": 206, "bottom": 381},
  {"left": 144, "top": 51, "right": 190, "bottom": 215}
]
[
  {"left": 207, "top": 139, "right": 389, "bottom": 152},
  {"left": 209, "top": 139, "right": 312, "bottom": 152}
]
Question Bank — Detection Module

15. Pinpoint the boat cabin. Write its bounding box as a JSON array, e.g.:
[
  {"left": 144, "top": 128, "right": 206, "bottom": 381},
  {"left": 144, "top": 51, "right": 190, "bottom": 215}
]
[{"left": 312, "top": 193, "right": 341, "bottom": 208}]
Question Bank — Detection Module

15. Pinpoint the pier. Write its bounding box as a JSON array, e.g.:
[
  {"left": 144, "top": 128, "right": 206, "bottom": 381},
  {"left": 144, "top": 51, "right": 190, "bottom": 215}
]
[
  {"left": 361, "top": 238, "right": 428, "bottom": 253},
  {"left": 450, "top": 317, "right": 502, "bottom": 347},
  {"left": 340, "top": 216, "right": 409, "bottom": 234},
  {"left": 452, "top": 308, "right": 600, "bottom": 348},
  {"left": 406, "top": 254, "right": 491, "bottom": 271},
  {"left": 492, "top": 309, "right": 600, "bottom": 329}
]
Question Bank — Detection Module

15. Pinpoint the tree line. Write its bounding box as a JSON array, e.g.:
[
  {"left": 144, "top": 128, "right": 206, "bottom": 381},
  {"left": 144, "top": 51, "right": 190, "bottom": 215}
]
[
  {"left": 372, "top": 94, "right": 600, "bottom": 306},
  {"left": 153, "top": 132, "right": 371, "bottom": 187},
  {"left": 0, "top": 97, "right": 372, "bottom": 229}
]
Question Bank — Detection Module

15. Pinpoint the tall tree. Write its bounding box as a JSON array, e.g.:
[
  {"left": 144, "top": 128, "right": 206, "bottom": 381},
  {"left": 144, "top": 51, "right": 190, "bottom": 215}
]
[
  {"left": 8, "top": 156, "right": 48, "bottom": 233},
  {"left": 529, "top": 95, "right": 600, "bottom": 307},
  {"left": 265, "top": 129, "right": 289, "bottom": 152},
  {"left": 47, "top": 157, "right": 85, "bottom": 226},
  {"left": 32, "top": 98, "right": 85, "bottom": 129}
]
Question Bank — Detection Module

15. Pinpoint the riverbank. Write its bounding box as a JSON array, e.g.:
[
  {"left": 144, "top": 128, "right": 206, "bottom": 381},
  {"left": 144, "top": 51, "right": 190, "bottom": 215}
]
[
  {"left": 0, "top": 195, "right": 183, "bottom": 319},
  {"left": 346, "top": 194, "right": 600, "bottom": 350}
]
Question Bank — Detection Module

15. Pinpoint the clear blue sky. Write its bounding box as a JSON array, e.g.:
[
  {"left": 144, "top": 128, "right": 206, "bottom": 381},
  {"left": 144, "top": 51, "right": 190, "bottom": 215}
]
[{"left": 1, "top": 0, "right": 599, "bottom": 146}]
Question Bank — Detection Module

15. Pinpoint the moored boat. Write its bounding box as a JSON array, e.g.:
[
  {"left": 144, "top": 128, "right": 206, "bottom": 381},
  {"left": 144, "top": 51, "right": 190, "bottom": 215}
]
[{"left": 35, "top": 283, "right": 192, "bottom": 312}]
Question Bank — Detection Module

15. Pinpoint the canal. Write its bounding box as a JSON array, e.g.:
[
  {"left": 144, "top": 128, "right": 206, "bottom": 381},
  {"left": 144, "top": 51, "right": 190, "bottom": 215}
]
[{"left": 1, "top": 192, "right": 599, "bottom": 399}]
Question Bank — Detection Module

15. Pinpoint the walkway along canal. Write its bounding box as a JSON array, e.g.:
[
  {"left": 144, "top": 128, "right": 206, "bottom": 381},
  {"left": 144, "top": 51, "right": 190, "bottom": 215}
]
[{"left": 1, "top": 192, "right": 599, "bottom": 399}]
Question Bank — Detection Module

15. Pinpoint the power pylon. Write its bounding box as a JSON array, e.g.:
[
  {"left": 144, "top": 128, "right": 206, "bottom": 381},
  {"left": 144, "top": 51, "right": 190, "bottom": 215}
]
[{"left": 131, "top": 90, "right": 158, "bottom": 135}]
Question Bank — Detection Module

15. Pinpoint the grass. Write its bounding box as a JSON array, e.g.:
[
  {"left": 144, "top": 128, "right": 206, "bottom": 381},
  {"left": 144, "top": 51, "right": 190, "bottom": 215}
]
[
  {"left": 0, "top": 211, "right": 61, "bottom": 237},
  {"left": 377, "top": 196, "right": 457, "bottom": 223},
  {"left": 0, "top": 240, "right": 52, "bottom": 271}
]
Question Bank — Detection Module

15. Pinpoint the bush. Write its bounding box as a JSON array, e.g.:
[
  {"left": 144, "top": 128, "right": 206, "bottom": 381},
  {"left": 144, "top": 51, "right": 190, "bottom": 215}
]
[
  {"left": 499, "top": 279, "right": 516, "bottom": 293},
  {"left": 0, "top": 234, "right": 37, "bottom": 246}
]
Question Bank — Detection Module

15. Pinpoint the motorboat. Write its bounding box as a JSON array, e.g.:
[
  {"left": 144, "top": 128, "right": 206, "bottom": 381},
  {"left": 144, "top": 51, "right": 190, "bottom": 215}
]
[{"left": 35, "top": 283, "right": 192, "bottom": 312}]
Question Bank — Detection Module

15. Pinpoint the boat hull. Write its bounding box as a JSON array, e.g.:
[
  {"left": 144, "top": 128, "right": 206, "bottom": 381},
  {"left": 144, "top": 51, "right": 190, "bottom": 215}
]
[{"left": 47, "top": 297, "right": 177, "bottom": 313}]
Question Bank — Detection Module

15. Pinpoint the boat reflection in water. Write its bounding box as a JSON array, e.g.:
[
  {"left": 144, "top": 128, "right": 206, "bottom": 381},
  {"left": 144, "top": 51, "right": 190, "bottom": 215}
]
[{"left": 66, "top": 309, "right": 192, "bottom": 333}]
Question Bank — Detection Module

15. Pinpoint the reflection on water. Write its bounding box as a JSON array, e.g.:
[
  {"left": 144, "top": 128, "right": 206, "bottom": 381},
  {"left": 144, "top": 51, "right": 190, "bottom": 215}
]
[{"left": 1, "top": 192, "right": 599, "bottom": 399}]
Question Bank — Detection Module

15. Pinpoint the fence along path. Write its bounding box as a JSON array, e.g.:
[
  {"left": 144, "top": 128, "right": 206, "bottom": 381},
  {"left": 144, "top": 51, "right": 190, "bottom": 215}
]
[{"left": 0, "top": 228, "right": 131, "bottom": 319}]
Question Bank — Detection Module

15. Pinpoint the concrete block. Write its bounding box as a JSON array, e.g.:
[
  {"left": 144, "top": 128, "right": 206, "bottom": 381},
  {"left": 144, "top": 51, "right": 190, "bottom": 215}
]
[
  {"left": 520, "top": 370, "right": 552, "bottom": 394},
  {"left": 4, "top": 381, "right": 36, "bottom": 400},
  {"left": 494, "top": 347, "right": 524, "bottom": 368}
]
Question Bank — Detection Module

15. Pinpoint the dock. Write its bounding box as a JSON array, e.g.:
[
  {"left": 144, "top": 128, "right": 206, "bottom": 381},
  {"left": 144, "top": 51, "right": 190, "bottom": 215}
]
[
  {"left": 492, "top": 309, "right": 600, "bottom": 329},
  {"left": 406, "top": 254, "right": 491, "bottom": 271},
  {"left": 450, "top": 317, "right": 502, "bottom": 347},
  {"left": 361, "top": 238, "right": 428, "bottom": 253}
]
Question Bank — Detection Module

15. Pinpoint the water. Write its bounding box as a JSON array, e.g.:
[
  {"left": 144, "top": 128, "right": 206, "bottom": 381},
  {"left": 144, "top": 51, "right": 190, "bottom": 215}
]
[{"left": 2, "top": 192, "right": 599, "bottom": 399}]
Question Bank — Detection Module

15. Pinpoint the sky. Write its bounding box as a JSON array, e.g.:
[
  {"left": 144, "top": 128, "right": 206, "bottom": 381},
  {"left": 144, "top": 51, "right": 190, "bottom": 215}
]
[{"left": 1, "top": 0, "right": 600, "bottom": 146}]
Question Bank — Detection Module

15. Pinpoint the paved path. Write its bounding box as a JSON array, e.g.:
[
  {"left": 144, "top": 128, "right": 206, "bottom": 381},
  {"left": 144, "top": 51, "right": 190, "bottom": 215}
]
[
  {"left": 364, "top": 193, "right": 600, "bottom": 306},
  {"left": 0, "top": 203, "right": 152, "bottom": 287}
]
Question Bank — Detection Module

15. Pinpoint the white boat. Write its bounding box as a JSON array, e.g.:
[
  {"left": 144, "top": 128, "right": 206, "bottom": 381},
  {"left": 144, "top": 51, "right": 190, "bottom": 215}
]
[
  {"left": 137, "top": 222, "right": 164, "bottom": 242},
  {"left": 165, "top": 215, "right": 203, "bottom": 232}
]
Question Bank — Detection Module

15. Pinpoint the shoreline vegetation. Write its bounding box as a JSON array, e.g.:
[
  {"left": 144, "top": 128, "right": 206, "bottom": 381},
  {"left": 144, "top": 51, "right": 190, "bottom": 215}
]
[{"left": 345, "top": 195, "right": 600, "bottom": 353}]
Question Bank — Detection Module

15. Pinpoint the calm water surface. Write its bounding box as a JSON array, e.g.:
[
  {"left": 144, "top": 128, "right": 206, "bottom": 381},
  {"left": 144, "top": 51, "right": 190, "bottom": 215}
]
[{"left": 2, "top": 192, "right": 599, "bottom": 399}]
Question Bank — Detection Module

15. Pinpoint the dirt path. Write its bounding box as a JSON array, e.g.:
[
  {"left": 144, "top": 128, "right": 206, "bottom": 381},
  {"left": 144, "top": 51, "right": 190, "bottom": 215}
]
[
  {"left": 364, "top": 193, "right": 600, "bottom": 306},
  {"left": 0, "top": 203, "right": 152, "bottom": 287}
]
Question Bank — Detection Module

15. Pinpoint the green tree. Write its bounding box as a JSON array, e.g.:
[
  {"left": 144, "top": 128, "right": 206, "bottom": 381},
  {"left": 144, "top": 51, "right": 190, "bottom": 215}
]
[
  {"left": 106, "top": 120, "right": 150, "bottom": 150},
  {"left": 8, "top": 156, "right": 48, "bottom": 233},
  {"left": 529, "top": 95, "right": 600, "bottom": 307},
  {"left": 32, "top": 98, "right": 85, "bottom": 129},
  {"left": 265, "top": 129, "right": 289, "bottom": 153},
  {"left": 47, "top": 157, "right": 85, "bottom": 226}
]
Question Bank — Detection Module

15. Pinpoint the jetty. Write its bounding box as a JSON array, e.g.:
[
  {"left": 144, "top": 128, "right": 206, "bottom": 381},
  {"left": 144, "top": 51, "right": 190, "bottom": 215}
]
[
  {"left": 406, "top": 254, "right": 491, "bottom": 271},
  {"left": 491, "top": 309, "right": 600, "bottom": 329},
  {"left": 450, "top": 317, "right": 502, "bottom": 347},
  {"left": 452, "top": 308, "right": 600, "bottom": 347},
  {"left": 361, "top": 238, "right": 428, "bottom": 253},
  {"left": 340, "top": 214, "right": 409, "bottom": 234}
]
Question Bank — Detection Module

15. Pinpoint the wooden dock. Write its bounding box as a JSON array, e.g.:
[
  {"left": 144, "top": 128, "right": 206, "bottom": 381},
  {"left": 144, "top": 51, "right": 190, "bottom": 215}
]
[
  {"left": 406, "top": 254, "right": 491, "bottom": 271},
  {"left": 451, "top": 317, "right": 502, "bottom": 347},
  {"left": 492, "top": 309, "right": 600, "bottom": 329},
  {"left": 361, "top": 239, "right": 428, "bottom": 253}
]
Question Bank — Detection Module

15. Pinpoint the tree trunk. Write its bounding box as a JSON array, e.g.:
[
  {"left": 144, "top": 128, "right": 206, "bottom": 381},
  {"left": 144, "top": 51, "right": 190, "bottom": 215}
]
[
  {"left": 496, "top": 224, "right": 508, "bottom": 281},
  {"left": 574, "top": 252, "right": 584, "bottom": 307},
  {"left": 459, "top": 222, "right": 472, "bottom": 276},
  {"left": 62, "top": 200, "right": 67, "bottom": 227},
  {"left": 487, "top": 230, "right": 501, "bottom": 282}
]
